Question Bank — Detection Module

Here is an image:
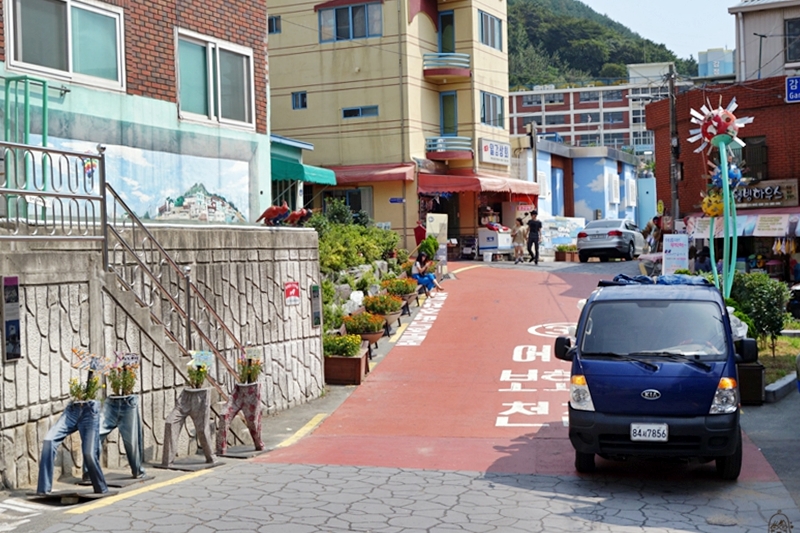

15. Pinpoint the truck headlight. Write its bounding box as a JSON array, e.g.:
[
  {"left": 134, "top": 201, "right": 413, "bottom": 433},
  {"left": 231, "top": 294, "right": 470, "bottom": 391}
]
[
  {"left": 709, "top": 377, "right": 739, "bottom": 414},
  {"left": 570, "top": 375, "right": 595, "bottom": 411}
]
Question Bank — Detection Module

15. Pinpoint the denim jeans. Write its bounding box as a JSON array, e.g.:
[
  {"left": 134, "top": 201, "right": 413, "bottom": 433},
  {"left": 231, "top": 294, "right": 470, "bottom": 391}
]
[
  {"left": 37, "top": 400, "right": 108, "bottom": 495},
  {"left": 82, "top": 395, "right": 145, "bottom": 479}
]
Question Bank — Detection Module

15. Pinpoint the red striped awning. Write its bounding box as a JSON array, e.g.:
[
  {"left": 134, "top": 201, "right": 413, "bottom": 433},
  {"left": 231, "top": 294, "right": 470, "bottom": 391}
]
[
  {"left": 326, "top": 163, "right": 416, "bottom": 184},
  {"left": 418, "top": 174, "right": 540, "bottom": 195}
]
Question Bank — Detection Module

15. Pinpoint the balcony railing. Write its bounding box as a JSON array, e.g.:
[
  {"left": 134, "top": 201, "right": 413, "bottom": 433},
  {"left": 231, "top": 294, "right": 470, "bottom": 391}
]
[
  {"left": 423, "top": 53, "right": 471, "bottom": 70},
  {"left": 425, "top": 136, "right": 473, "bottom": 153}
]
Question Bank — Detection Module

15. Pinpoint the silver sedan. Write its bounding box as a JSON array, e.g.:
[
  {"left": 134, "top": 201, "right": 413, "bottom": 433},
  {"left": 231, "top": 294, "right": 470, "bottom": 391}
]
[{"left": 577, "top": 219, "right": 646, "bottom": 262}]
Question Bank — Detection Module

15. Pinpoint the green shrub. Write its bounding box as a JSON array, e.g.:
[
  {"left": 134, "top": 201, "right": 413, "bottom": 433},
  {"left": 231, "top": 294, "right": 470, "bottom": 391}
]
[
  {"left": 324, "top": 198, "right": 353, "bottom": 225},
  {"left": 356, "top": 270, "right": 378, "bottom": 292},
  {"left": 730, "top": 272, "right": 790, "bottom": 352},
  {"left": 555, "top": 244, "right": 577, "bottom": 252},
  {"left": 323, "top": 334, "right": 362, "bottom": 357},
  {"left": 304, "top": 212, "right": 330, "bottom": 237},
  {"left": 418, "top": 235, "right": 439, "bottom": 258},
  {"left": 396, "top": 248, "right": 410, "bottom": 264},
  {"left": 323, "top": 303, "right": 344, "bottom": 330},
  {"left": 321, "top": 279, "right": 336, "bottom": 306}
]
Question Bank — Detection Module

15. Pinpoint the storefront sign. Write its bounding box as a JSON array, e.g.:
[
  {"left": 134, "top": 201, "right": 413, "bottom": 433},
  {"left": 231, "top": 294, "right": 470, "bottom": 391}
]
[
  {"left": 754, "top": 214, "right": 790, "bottom": 236},
  {"left": 478, "top": 139, "right": 511, "bottom": 166},
  {"left": 662, "top": 234, "right": 689, "bottom": 275},
  {"left": 3, "top": 276, "right": 21, "bottom": 362},
  {"left": 687, "top": 213, "right": 799, "bottom": 238},
  {"left": 733, "top": 179, "right": 798, "bottom": 209},
  {"left": 284, "top": 281, "right": 300, "bottom": 306}
]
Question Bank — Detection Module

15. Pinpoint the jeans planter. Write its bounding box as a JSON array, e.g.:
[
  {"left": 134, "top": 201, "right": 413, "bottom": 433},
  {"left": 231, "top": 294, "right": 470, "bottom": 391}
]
[
  {"left": 83, "top": 395, "right": 145, "bottom": 480},
  {"left": 37, "top": 400, "right": 108, "bottom": 495},
  {"left": 324, "top": 348, "right": 369, "bottom": 385},
  {"left": 215, "top": 382, "right": 264, "bottom": 455},
  {"left": 162, "top": 388, "right": 216, "bottom": 467}
]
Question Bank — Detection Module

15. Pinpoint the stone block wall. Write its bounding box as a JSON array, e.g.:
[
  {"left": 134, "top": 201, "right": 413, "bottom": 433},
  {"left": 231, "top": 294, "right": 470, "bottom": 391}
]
[{"left": 0, "top": 226, "right": 324, "bottom": 490}]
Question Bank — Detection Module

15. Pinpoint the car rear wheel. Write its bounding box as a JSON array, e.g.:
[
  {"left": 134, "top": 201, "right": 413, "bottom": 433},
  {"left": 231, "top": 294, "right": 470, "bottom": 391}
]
[
  {"left": 599, "top": 256, "right": 609, "bottom": 263},
  {"left": 579, "top": 252, "right": 589, "bottom": 263},
  {"left": 716, "top": 431, "right": 742, "bottom": 480},
  {"left": 626, "top": 242, "right": 635, "bottom": 261},
  {"left": 575, "top": 451, "right": 596, "bottom": 473}
]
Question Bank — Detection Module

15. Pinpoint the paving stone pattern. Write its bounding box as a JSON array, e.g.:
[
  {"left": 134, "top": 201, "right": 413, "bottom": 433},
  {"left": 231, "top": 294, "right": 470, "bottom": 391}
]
[{"left": 40, "top": 462, "right": 800, "bottom": 532}]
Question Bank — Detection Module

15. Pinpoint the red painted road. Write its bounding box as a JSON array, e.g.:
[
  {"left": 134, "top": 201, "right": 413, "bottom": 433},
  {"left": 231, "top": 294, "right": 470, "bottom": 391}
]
[{"left": 257, "top": 265, "right": 777, "bottom": 481}]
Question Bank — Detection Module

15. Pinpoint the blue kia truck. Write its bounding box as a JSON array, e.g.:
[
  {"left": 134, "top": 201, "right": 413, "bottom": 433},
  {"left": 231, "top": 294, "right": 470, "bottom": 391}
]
[{"left": 554, "top": 278, "right": 758, "bottom": 480}]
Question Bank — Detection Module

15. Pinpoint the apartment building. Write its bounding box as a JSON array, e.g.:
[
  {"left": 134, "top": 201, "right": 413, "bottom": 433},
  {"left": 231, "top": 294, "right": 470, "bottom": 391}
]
[
  {"left": 268, "top": 0, "right": 538, "bottom": 246},
  {"left": 509, "top": 63, "right": 693, "bottom": 160},
  {"left": 1, "top": 0, "right": 271, "bottom": 221},
  {"left": 729, "top": 0, "right": 800, "bottom": 82}
]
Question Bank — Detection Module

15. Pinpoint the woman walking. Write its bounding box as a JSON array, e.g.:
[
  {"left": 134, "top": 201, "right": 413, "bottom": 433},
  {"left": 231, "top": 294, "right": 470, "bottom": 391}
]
[
  {"left": 412, "top": 252, "right": 443, "bottom": 297},
  {"left": 511, "top": 218, "right": 526, "bottom": 264}
]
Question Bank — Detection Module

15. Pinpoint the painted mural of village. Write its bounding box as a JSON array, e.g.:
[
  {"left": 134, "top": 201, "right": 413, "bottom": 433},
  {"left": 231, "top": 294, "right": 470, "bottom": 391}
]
[{"left": 153, "top": 183, "right": 245, "bottom": 223}]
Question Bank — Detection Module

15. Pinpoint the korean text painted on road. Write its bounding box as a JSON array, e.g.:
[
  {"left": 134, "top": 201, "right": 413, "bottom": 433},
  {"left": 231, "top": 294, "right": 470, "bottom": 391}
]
[{"left": 396, "top": 292, "right": 448, "bottom": 346}]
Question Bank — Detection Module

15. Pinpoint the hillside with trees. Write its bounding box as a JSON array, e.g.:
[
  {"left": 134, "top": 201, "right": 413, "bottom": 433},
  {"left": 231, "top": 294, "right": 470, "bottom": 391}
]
[{"left": 509, "top": 0, "right": 698, "bottom": 89}]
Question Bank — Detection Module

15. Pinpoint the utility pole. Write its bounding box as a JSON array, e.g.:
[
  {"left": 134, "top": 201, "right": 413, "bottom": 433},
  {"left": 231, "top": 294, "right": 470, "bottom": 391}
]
[{"left": 668, "top": 63, "right": 680, "bottom": 225}]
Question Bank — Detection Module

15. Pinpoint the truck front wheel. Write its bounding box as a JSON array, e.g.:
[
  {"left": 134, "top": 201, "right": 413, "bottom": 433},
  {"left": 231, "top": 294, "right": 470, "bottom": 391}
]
[
  {"left": 575, "top": 451, "right": 596, "bottom": 473},
  {"left": 716, "top": 431, "right": 742, "bottom": 480}
]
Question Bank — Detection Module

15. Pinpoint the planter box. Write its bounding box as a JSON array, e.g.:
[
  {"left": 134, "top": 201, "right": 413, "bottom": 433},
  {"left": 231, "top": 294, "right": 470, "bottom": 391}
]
[
  {"left": 554, "top": 251, "right": 567, "bottom": 262},
  {"left": 324, "top": 350, "right": 368, "bottom": 385}
]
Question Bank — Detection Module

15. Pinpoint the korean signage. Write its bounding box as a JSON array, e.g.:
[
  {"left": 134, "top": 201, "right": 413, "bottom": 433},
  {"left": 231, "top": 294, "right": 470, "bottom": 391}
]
[
  {"left": 3, "top": 276, "right": 21, "bottom": 362},
  {"left": 478, "top": 138, "right": 511, "bottom": 166},
  {"left": 662, "top": 234, "right": 689, "bottom": 275},
  {"left": 733, "top": 179, "right": 798, "bottom": 209},
  {"left": 284, "top": 281, "right": 300, "bottom": 306},
  {"left": 786, "top": 76, "right": 800, "bottom": 103}
]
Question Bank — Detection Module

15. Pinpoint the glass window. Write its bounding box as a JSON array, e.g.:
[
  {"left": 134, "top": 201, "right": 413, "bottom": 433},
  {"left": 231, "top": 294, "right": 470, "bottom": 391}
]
[
  {"left": 580, "top": 91, "right": 599, "bottom": 102},
  {"left": 580, "top": 112, "right": 599, "bottom": 123},
  {"left": 522, "top": 94, "right": 541, "bottom": 107},
  {"left": 604, "top": 90, "right": 623, "bottom": 101},
  {"left": 292, "top": 91, "right": 307, "bottom": 110},
  {"left": 544, "top": 114, "right": 566, "bottom": 125},
  {"left": 578, "top": 134, "right": 600, "bottom": 146},
  {"left": 479, "top": 11, "right": 502, "bottom": 51},
  {"left": 544, "top": 93, "right": 564, "bottom": 104},
  {"left": 632, "top": 109, "right": 645, "bottom": 124},
  {"left": 481, "top": 91, "right": 504, "bottom": 128},
  {"left": 787, "top": 18, "right": 800, "bottom": 63},
  {"left": 179, "top": 33, "right": 254, "bottom": 126},
  {"left": 11, "top": 0, "right": 123, "bottom": 87},
  {"left": 522, "top": 116, "right": 541, "bottom": 127},
  {"left": 603, "top": 111, "right": 624, "bottom": 124},
  {"left": 268, "top": 16, "right": 281, "bottom": 34},
  {"left": 440, "top": 92, "right": 457, "bottom": 136},
  {"left": 604, "top": 132, "right": 626, "bottom": 146},
  {"left": 439, "top": 12, "right": 455, "bottom": 53},
  {"left": 342, "top": 106, "right": 379, "bottom": 118},
  {"left": 320, "top": 3, "right": 382, "bottom": 42}
]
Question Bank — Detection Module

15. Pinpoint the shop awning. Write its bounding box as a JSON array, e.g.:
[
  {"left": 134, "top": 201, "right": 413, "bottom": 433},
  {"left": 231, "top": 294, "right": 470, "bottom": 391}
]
[
  {"left": 328, "top": 163, "right": 416, "bottom": 184},
  {"left": 418, "top": 173, "right": 540, "bottom": 195},
  {"left": 271, "top": 157, "right": 336, "bottom": 185},
  {"left": 686, "top": 207, "right": 800, "bottom": 238}
]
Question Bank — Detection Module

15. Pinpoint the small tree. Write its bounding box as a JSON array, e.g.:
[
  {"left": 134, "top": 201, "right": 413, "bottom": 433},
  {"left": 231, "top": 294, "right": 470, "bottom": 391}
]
[{"left": 731, "top": 272, "right": 790, "bottom": 355}]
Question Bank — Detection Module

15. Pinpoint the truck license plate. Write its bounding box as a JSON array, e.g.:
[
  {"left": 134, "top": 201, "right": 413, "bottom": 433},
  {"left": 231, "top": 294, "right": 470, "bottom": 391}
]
[{"left": 630, "top": 423, "right": 668, "bottom": 442}]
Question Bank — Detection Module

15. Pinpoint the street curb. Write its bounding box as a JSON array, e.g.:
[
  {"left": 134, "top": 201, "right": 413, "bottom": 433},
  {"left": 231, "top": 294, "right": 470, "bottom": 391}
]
[{"left": 765, "top": 372, "right": 797, "bottom": 403}]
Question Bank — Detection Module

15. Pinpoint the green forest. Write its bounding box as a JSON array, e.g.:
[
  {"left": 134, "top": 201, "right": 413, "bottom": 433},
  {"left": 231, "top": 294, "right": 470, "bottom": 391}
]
[{"left": 508, "top": 0, "right": 698, "bottom": 89}]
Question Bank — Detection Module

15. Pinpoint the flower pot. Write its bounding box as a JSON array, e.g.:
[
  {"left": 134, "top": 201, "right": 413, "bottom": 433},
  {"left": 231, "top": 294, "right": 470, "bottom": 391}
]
[
  {"left": 358, "top": 330, "right": 383, "bottom": 346},
  {"left": 378, "top": 310, "right": 402, "bottom": 328},
  {"left": 324, "top": 350, "right": 368, "bottom": 385},
  {"left": 555, "top": 251, "right": 568, "bottom": 262}
]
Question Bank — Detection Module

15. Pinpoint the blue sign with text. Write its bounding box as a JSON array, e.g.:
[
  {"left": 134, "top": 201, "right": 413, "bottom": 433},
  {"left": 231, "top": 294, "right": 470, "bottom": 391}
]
[
  {"left": 389, "top": 197, "right": 405, "bottom": 204},
  {"left": 786, "top": 76, "right": 800, "bottom": 103}
]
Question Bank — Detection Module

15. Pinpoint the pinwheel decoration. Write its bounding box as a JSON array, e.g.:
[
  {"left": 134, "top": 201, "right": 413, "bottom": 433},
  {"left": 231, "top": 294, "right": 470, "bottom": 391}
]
[{"left": 686, "top": 97, "right": 754, "bottom": 298}]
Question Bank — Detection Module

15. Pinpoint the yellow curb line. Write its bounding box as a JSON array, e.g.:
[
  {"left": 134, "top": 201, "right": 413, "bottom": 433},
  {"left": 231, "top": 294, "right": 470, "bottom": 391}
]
[
  {"left": 390, "top": 323, "right": 408, "bottom": 342},
  {"left": 452, "top": 265, "right": 484, "bottom": 274},
  {"left": 65, "top": 469, "right": 213, "bottom": 514},
  {"left": 275, "top": 413, "right": 327, "bottom": 448}
]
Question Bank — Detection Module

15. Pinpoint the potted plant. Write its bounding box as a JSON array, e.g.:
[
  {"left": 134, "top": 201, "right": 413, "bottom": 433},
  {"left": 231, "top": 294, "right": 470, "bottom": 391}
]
[
  {"left": 555, "top": 244, "right": 578, "bottom": 262},
  {"left": 217, "top": 348, "right": 265, "bottom": 455},
  {"left": 381, "top": 277, "right": 419, "bottom": 310},
  {"left": 323, "top": 333, "right": 368, "bottom": 385},
  {"left": 343, "top": 311, "right": 385, "bottom": 347},
  {"left": 364, "top": 293, "right": 404, "bottom": 331}
]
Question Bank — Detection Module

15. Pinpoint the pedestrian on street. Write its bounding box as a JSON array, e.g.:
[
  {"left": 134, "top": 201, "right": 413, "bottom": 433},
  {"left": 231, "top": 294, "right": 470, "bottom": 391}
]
[
  {"left": 511, "top": 218, "right": 526, "bottom": 264},
  {"left": 412, "top": 252, "right": 443, "bottom": 297},
  {"left": 695, "top": 246, "right": 712, "bottom": 273},
  {"left": 525, "top": 210, "right": 542, "bottom": 264}
]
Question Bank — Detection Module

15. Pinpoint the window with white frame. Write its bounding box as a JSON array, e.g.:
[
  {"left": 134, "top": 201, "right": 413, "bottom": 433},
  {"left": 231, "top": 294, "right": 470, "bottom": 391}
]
[
  {"left": 633, "top": 130, "right": 654, "bottom": 146},
  {"left": 8, "top": 0, "right": 125, "bottom": 89},
  {"left": 544, "top": 93, "right": 564, "bottom": 104},
  {"left": 319, "top": 3, "right": 382, "bottom": 42},
  {"left": 604, "top": 90, "right": 623, "bottom": 101},
  {"left": 632, "top": 109, "right": 645, "bottom": 124},
  {"left": 580, "top": 91, "right": 600, "bottom": 102},
  {"left": 522, "top": 116, "right": 541, "bottom": 127},
  {"left": 580, "top": 112, "right": 599, "bottom": 123},
  {"left": 292, "top": 92, "right": 307, "bottom": 110},
  {"left": 342, "top": 105, "right": 378, "bottom": 118},
  {"left": 522, "top": 94, "right": 541, "bottom": 107},
  {"left": 603, "top": 111, "right": 624, "bottom": 124},
  {"left": 544, "top": 114, "right": 566, "bottom": 125},
  {"left": 481, "top": 92, "right": 504, "bottom": 128},
  {"left": 604, "top": 132, "right": 626, "bottom": 146},
  {"left": 787, "top": 19, "right": 800, "bottom": 62},
  {"left": 178, "top": 31, "right": 254, "bottom": 126},
  {"left": 479, "top": 11, "right": 502, "bottom": 51}
]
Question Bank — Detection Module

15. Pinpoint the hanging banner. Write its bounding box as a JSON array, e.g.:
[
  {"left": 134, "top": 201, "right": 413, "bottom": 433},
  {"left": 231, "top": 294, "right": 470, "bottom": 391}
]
[
  {"left": 662, "top": 234, "right": 689, "bottom": 275},
  {"left": 3, "top": 276, "right": 21, "bottom": 362},
  {"left": 686, "top": 213, "right": 797, "bottom": 238}
]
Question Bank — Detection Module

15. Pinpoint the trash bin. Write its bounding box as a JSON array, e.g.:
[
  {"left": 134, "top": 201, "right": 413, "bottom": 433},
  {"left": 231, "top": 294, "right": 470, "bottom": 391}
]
[{"left": 737, "top": 361, "right": 765, "bottom": 405}]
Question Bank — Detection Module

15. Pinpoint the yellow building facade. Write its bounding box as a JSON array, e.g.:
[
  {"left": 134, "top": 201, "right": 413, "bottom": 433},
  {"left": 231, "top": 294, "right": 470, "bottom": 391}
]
[{"left": 269, "top": 0, "right": 537, "bottom": 248}]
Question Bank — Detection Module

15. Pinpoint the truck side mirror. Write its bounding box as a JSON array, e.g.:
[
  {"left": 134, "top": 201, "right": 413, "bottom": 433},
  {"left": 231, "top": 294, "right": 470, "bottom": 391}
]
[
  {"left": 737, "top": 338, "right": 758, "bottom": 363},
  {"left": 555, "top": 336, "right": 573, "bottom": 361}
]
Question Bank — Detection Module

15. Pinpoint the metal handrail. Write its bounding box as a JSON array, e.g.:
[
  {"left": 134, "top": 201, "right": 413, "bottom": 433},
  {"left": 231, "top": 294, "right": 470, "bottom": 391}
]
[
  {"left": 425, "top": 136, "right": 473, "bottom": 152},
  {"left": 104, "top": 184, "right": 243, "bottom": 390},
  {"left": 422, "top": 53, "right": 471, "bottom": 70}
]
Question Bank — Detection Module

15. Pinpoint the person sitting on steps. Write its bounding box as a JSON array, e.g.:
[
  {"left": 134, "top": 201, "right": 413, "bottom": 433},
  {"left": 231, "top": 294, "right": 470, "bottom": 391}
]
[{"left": 412, "top": 252, "right": 443, "bottom": 297}]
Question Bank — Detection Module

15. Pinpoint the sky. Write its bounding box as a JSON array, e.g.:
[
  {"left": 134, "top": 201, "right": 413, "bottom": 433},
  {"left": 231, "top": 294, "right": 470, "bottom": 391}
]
[{"left": 581, "top": 0, "right": 738, "bottom": 59}]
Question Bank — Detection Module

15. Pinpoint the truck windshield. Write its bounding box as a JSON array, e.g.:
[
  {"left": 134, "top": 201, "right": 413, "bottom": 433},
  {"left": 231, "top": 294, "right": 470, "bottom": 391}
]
[{"left": 580, "top": 300, "right": 728, "bottom": 360}]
